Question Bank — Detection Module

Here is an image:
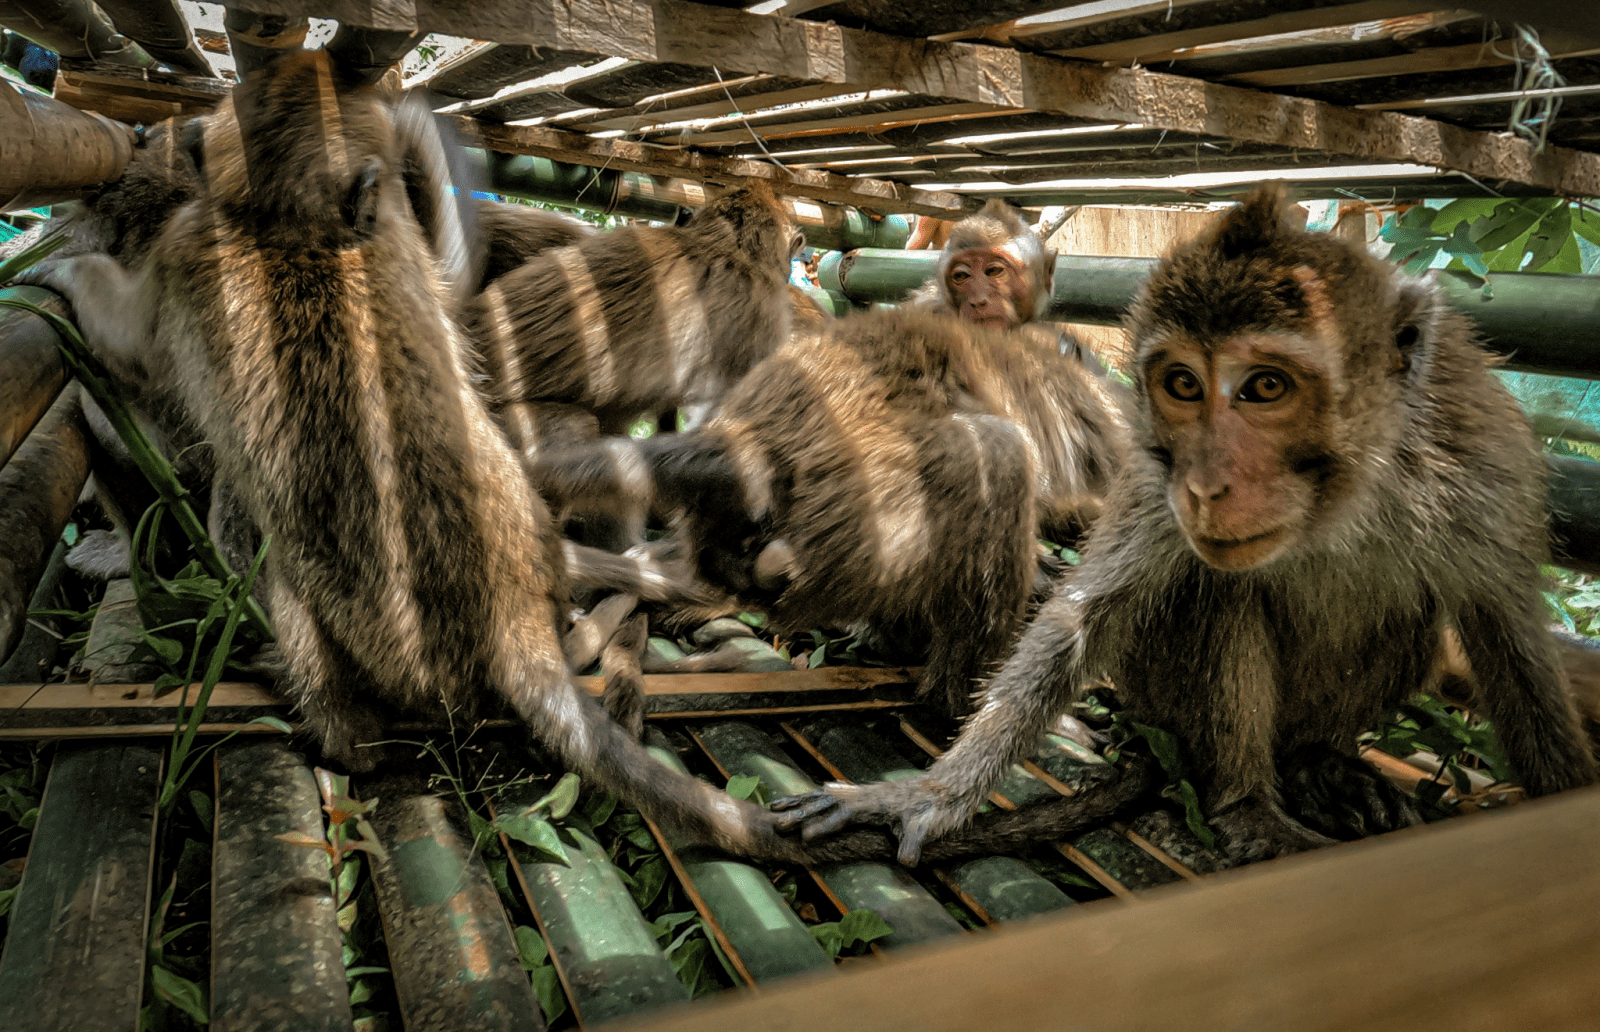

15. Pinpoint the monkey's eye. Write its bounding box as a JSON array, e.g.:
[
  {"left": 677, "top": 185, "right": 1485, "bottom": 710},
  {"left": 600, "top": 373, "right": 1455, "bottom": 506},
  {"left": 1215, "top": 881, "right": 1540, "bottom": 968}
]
[
  {"left": 950, "top": 267, "right": 971, "bottom": 284},
  {"left": 985, "top": 263, "right": 1008, "bottom": 278},
  {"left": 1237, "top": 371, "right": 1291, "bottom": 403},
  {"left": 1163, "top": 369, "right": 1203, "bottom": 401}
]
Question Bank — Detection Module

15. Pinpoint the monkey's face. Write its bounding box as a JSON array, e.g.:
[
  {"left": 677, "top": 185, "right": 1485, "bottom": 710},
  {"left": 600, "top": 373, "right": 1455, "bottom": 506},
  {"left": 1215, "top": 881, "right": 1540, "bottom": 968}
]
[
  {"left": 945, "top": 247, "right": 1030, "bottom": 327},
  {"left": 1144, "top": 332, "right": 1334, "bottom": 571}
]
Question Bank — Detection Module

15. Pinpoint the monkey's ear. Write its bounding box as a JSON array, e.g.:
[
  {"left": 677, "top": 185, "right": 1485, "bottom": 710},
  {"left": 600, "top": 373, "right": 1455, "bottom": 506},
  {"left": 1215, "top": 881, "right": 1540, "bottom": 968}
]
[
  {"left": 1391, "top": 276, "right": 1443, "bottom": 382},
  {"left": 1214, "top": 185, "right": 1291, "bottom": 260},
  {"left": 342, "top": 158, "right": 383, "bottom": 238}
]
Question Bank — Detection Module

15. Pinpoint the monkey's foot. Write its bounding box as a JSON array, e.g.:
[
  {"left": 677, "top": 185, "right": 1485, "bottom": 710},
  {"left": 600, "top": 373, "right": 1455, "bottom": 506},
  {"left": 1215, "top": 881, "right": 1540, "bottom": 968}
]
[
  {"left": 1280, "top": 743, "right": 1424, "bottom": 840},
  {"left": 13, "top": 254, "right": 134, "bottom": 352},
  {"left": 771, "top": 775, "right": 967, "bottom": 866},
  {"left": 1209, "top": 796, "right": 1338, "bottom": 864}
]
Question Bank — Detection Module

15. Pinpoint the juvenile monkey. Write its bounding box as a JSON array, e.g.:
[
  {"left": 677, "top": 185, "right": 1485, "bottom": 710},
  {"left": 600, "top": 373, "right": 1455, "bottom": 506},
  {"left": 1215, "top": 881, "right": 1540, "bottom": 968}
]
[
  {"left": 919, "top": 199, "right": 1056, "bottom": 329},
  {"left": 17, "top": 50, "right": 777, "bottom": 854},
  {"left": 466, "top": 181, "right": 804, "bottom": 443},
  {"left": 530, "top": 307, "right": 1124, "bottom": 717},
  {"left": 771, "top": 186, "right": 1599, "bottom": 864}
]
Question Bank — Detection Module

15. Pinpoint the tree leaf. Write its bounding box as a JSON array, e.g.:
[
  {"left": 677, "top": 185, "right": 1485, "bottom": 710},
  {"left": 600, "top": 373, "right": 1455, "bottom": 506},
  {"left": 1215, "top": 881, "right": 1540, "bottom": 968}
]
[
  {"left": 1522, "top": 206, "right": 1573, "bottom": 272},
  {"left": 724, "top": 774, "right": 768, "bottom": 805},
  {"left": 531, "top": 963, "right": 568, "bottom": 1023},
  {"left": 150, "top": 965, "right": 209, "bottom": 1024},
  {"left": 514, "top": 925, "right": 549, "bottom": 970},
  {"left": 1472, "top": 203, "right": 1541, "bottom": 251},
  {"left": 533, "top": 772, "right": 581, "bottom": 819},
  {"left": 496, "top": 812, "right": 569, "bottom": 866},
  {"left": 809, "top": 922, "right": 844, "bottom": 961},
  {"left": 582, "top": 792, "right": 617, "bottom": 829},
  {"left": 631, "top": 856, "right": 668, "bottom": 910},
  {"left": 837, "top": 908, "right": 893, "bottom": 948}
]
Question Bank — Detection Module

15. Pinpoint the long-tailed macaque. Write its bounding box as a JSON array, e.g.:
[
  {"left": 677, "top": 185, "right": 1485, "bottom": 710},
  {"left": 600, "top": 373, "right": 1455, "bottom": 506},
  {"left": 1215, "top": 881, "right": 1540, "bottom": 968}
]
[
  {"left": 922, "top": 199, "right": 1056, "bottom": 328},
  {"left": 529, "top": 308, "right": 1125, "bottom": 717},
  {"left": 465, "top": 181, "right": 803, "bottom": 443},
  {"left": 769, "top": 186, "right": 1599, "bottom": 864},
  {"left": 16, "top": 50, "right": 777, "bottom": 853}
]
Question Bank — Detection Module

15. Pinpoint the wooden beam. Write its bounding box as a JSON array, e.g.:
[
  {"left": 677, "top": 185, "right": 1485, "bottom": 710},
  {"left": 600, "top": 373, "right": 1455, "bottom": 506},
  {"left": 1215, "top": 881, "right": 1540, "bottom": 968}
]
[
  {"left": 1049, "top": 0, "right": 1455, "bottom": 63},
  {"left": 1226, "top": 41, "right": 1600, "bottom": 89},
  {"left": 462, "top": 118, "right": 983, "bottom": 216},
  {"left": 241, "top": 0, "right": 1600, "bottom": 196},
  {"left": 651, "top": 102, "right": 1012, "bottom": 148},
  {"left": 564, "top": 80, "right": 854, "bottom": 133},
  {"left": 637, "top": 786, "right": 1600, "bottom": 1032}
]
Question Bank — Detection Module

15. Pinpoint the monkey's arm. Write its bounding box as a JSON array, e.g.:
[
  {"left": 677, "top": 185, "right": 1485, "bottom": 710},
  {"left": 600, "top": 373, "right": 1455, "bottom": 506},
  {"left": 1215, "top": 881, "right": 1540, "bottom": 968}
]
[
  {"left": 772, "top": 586, "right": 1087, "bottom": 865},
  {"left": 14, "top": 255, "right": 156, "bottom": 386}
]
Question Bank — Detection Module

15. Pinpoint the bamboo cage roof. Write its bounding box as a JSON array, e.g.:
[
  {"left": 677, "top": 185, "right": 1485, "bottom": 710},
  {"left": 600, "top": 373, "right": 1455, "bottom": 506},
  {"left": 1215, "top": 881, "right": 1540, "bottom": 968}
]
[{"left": 24, "top": 0, "right": 1600, "bottom": 218}]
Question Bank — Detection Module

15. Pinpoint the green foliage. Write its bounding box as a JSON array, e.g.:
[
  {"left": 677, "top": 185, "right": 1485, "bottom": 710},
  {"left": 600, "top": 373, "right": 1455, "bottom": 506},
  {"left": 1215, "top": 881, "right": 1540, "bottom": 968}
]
[
  {"left": 724, "top": 774, "right": 769, "bottom": 806},
  {"left": 808, "top": 908, "right": 893, "bottom": 960},
  {"left": 513, "top": 925, "right": 568, "bottom": 1024},
  {"left": 1377, "top": 199, "right": 1598, "bottom": 292},
  {"left": 1361, "top": 694, "right": 1514, "bottom": 807},
  {"left": 1084, "top": 695, "right": 1215, "bottom": 849},
  {"left": 1543, "top": 563, "right": 1600, "bottom": 640}
]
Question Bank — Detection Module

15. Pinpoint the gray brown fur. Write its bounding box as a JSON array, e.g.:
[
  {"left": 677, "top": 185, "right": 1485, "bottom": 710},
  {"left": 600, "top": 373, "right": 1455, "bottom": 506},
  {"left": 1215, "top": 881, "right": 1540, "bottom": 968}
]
[
  {"left": 465, "top": 182, "right": 802, "bottom": 437},
  {"left": 531, "top": 307, "right": 1124, "bottom": 717},
  {"left": 18, "top": 50, "right": 778, "bottom": 855},
  {"left": 771, "top": 186, "right": 1598, "bottom": 865}
]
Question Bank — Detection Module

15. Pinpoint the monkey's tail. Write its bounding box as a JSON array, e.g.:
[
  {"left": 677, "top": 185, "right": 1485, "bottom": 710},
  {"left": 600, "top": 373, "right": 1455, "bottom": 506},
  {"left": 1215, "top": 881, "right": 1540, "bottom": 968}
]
[
  {"left": 531, "top": 431, "right": 751, "bottom": 526},
  {"left": 501, "top": 648, "right": 780, "bottom": 855},
  {"left": 561, "top": 539, "right": 706, "bottom": 603}
]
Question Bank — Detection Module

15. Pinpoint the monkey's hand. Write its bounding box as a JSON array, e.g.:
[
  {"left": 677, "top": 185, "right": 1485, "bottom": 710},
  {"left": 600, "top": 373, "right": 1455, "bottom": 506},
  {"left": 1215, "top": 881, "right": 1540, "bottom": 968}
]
[
  {"left": 13, "top": 255, "right": 146, "bottom": 375},
  {"left": 770, "top": 775, "right": 969, "bottom": 867}
]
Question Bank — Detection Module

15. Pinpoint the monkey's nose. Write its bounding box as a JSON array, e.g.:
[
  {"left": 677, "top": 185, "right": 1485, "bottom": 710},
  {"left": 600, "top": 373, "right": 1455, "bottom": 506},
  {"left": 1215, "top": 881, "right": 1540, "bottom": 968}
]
[{"left": 1186, "top": 478, "right": 1229, "bottom": 507}]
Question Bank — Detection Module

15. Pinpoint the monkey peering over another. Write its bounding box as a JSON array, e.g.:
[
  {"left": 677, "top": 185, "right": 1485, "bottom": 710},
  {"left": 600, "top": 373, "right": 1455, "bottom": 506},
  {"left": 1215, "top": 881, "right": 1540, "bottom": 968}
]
[
  {"left": 772, "top": 186, "right": 1599, "bottom": 864},
  {"left": 921, "top": 199, "right": 1056, "bottom": 329}
]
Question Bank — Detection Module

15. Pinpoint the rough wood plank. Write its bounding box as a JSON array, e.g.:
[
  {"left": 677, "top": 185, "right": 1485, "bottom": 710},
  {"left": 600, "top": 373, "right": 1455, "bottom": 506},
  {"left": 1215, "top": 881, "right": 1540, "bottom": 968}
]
[
  {"left": 464, "top": 120, "right": 982, "bottom": 215},
  {"left": 1226, "top": 41, "right": 1600, "bottom": 89},
  {"left": 212, "top": 741, "right": 352, "bottom": 1032},
  {"left": 640, "top": 785, "right": 1600, "bottom": 1032},
  {"left": 0, "top": 742, "right": 161, "bottom": 1032},
  {"left": 0, "top": 386, "right": 89, "bottom": 665},
  {"left": 648, "top": 101, "right": 1011, "bottom": 148}
]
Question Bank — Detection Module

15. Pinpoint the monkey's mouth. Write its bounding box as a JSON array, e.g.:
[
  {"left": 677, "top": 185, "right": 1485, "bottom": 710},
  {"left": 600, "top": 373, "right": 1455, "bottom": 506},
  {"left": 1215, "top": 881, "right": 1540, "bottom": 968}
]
[{"left": 1191, "top": 527, "right": 1290, "bottom": 570}]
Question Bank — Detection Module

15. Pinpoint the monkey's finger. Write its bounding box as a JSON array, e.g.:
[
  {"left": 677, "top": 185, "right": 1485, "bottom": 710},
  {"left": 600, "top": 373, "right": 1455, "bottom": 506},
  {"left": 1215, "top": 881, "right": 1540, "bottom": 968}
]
[
  {"left": 800, "top": 800, "right": 870, "bottom": 841},
  {"left": 896, "top": 814, "right": 933, "bottom": 867},
  {"left": 768, "top": 791, "right": 838, "bottom": 830}
]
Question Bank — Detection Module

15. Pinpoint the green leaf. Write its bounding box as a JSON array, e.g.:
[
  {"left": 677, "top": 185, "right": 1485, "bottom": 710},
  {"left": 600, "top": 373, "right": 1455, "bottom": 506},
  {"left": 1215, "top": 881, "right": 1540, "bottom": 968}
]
[
  {"left": 189, "top": 790, "right": 213, "bottom": 837},
  {"left": 514, "top": 925, "right": 549, "bottom": 970},
  {"left": 735, "top": 612, "right": 766, "bottom": 629},
  {"left": 141, "top": 633, "right": 185, "bottom": 668},
  {"left": 496, "top": 812, "right": 569, "bottom": 865},
  {"left": 250, "top": 715, "right": 294, "bottom": 733},
  {"left": 1400, "top": 243, "right": 1442, "bottom": 274},
  {"left": 582, "top": 792, "right": 617, "bottom": 829},
  {"left": 1471, "top": 203, "right": 1541, "bottom": 251},
  {"left": 533, "top": 772, "right": 581, "bottom": 819},
  {"left": 1161, "top": 779, "right": 1217, "bottom": 851},
  {"left": 724, "top": 774, "right": 768, "bottom": 806},
  {"left": 343, "top": 966, "right": 389, "bottom": 977},
  {"left": 808, "top": 642, "right": 828, "bottom": 668},
  {"left": 1430, "top": 198, "right": 1503, "bottom": 234},
  {"left": 150, "top": 965, "right": 209, "bottom": 1024},
  {"left": 17, "top": 806, "right": 37, "bottom": 831},
  {"left": 348, "top": 979, "right": 375, "bottom": 1006},
  {"left": 531, "top": 964, "right": 568, "bottom": 1023},
  {"left": 631, "top": 856, "right": 668, "bottom": 910},
  {"left": 1522, "top": 206, "right": 1573, "bottom": 272},
  {"left": 1572, "top": 206, "right": 1600, "bottom": 247},
  {"left": 1127, "top": 721, "right": 1182, "bottom": 776},
  {"left": 837, "top": 908, "right": 893, "bottom": 948},
  {"left": 808, "top": 921, "right": 844, "bottom": 961},
  {"left": 0, "top": 886, "right": 15, "bottom": 918}
]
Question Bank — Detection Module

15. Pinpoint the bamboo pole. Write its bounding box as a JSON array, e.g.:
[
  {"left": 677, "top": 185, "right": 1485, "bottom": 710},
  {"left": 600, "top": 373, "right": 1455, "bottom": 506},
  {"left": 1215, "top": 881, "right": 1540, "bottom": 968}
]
[{"left": 0, "top": 77, "right": 133, "bottom": 211}]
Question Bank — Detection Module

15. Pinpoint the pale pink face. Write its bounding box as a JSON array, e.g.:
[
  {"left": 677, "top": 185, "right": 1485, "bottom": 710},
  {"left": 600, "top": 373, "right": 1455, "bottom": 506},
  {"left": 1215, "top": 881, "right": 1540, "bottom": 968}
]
[{"left": 946, "top": 247, "right": 1029, "bottom": 327}]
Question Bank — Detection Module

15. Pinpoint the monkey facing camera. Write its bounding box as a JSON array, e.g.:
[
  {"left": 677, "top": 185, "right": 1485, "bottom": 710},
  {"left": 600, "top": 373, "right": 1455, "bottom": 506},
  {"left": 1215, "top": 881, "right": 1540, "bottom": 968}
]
[{"left": 772, "top": 185, "right": 1598, "bottom": 866}]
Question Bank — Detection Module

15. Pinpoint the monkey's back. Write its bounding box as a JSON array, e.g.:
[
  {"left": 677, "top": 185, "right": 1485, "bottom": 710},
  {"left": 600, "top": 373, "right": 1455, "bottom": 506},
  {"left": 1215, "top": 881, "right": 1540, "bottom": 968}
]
[{"left": 472, "top": 216, "right": 791, "bottom": 426}]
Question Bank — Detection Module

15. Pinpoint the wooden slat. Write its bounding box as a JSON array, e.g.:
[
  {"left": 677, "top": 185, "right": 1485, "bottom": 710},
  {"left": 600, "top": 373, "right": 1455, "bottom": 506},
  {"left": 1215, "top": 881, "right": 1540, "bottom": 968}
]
[
  {"left": 563, "top": 80, "right": 851, "bottom": 133},
  {"left": 648, "top": 101, "right": 1012, "bottom": 148},
  {"left": 465, "top": 120, "right": 981, "bottom": 217},
  {"left": 1050, "top": 0, "right": 1455, "bottom": 63},
  {"left": 639, "top": 785, "right": 1600, "bottom": 1032},
  {"left": 0, "top": 386, "right": 89, "bottom": 666},
  {"left": 1225, "top": 41, "right": 1600, "bottom": 89},
  {"left": 0, "top": 742, "right": 162, "bottom": 1032},
  {"left": 231, "top": 0, "right": 1600, "bottom": 193},
  {"left": 212, "top": 741, "right": 352, "bottom": 1032}
]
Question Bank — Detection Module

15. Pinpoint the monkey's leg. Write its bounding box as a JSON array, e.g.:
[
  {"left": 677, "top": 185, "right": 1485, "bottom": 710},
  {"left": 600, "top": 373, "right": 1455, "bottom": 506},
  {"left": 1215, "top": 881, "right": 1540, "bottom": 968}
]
[
  {"left": 563, "top": 592, "right": 638, "bottom": 672},
  {"left": 1456, "top": 597, "right": 1600, "bottom": 796},
  {"left": 1206, "top": 796, "right": 1339, "bottom": 864},
  {"left": 772, "top": 584, "right": 1086, "bottom": 865},
  {"left": 560, "top": 539, "right": 705, "bottom": 603},
  {"left": 599, "top": 612, "right": 648, "bottom": 740},
  {"left": 14, "top": 256, "right": 154, "bottom": 384},
  {"left": 1278, "top": 743, "right": 1422, "bottom": 840}
]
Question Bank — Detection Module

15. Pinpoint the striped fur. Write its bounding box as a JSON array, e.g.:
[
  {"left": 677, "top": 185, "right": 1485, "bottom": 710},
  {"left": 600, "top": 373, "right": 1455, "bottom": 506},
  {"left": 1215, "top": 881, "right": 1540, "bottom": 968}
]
[
  {"left": 531, "top": 308, "right": 1126, "bottom": 715},
  {"left": 20, "top": 51, "right": 778, "bottom": 855},
  {"left": 465, "top": 182, "right": 800, "bottom": 435}
]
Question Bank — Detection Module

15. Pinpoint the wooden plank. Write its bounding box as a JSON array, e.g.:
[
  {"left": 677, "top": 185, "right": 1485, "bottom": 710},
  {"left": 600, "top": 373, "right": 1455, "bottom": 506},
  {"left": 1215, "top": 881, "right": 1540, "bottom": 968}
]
[
  {"left": 212, "top": 741, "right": 352, "bottom": 1032},
  {"left": 1050, "top": 0, "right": 1455, "bottom": 63},
  {"left": 941, "top": 0, "right": 1223, "bottom": 44},
  {"left": 649, "top": 101, "right": 1012, "bottom": 148},
  {"left": 563, "top": 80, "right": 850, "bottom": 133},
  {"left": 639, "top": 786, "right": 1600, "bottom": 1032},
  {"left": 1225, "top": 41, "right": 1600, "bottom": 89},
  {"left": 0, "top": 386, "right": 89, "bottom": 666},
  {"left": 0, "top": 742, "right": 162, "bottom": 1032},
  {"left": 0, "top": 286, "right": 68, "bottom": 470},
  {"left": 465, "top": 120, "right": 982, "bottom": 216},
  {"left": 229, "top": 0, "right": 1600, "bottom": 193},
  {"left": 362, "top": 780, "right": 544, "bottom": 1032}
]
